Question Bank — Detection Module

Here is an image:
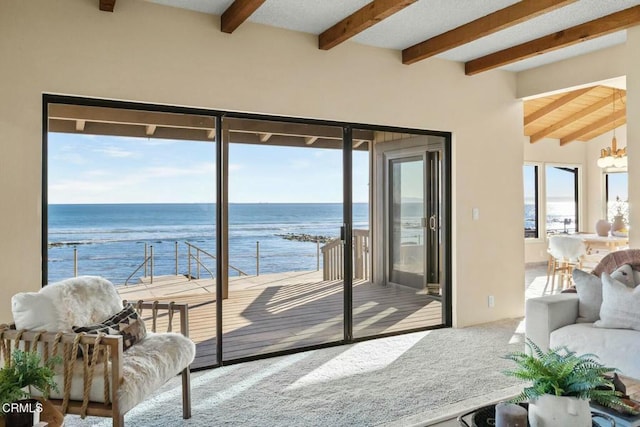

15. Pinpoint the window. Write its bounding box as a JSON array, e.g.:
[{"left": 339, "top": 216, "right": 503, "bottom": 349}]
[
  {"left": 545, "top": 165, "right": 579, "bottom": 234},
  {"left": 523, "top": 164, "right": 538, "bottom": 238},
  {"left": 605, "top": 171, "right": 628, "bottom": 223}
]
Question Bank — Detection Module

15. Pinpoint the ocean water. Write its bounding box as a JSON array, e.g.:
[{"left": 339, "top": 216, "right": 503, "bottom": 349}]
[
  {"left": 48, "top": 203, "right": 369, "bottom": 284},
  {"left": 525, "top": 200, "right": 577, "bottom": 234}
]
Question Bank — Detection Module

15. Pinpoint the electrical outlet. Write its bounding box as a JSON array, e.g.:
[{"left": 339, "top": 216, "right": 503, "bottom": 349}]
[{"left": 488, "top": 295, "right": 495, "bottom": 308}]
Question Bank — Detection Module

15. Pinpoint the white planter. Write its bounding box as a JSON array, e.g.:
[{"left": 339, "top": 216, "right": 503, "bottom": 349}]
[{"left": 528, "top": 394, "right": 591, "bottom": 427}]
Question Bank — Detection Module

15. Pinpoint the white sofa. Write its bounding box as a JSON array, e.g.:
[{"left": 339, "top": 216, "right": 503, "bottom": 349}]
[
  {"left": 3, "top": 276, "right": 196, "bottom": 426},
  {"left": 526, "top": 292, "right": 640, "bottom": 379},
  {"left": 526, "top": 249, "right": 640, "bottom": 380}
]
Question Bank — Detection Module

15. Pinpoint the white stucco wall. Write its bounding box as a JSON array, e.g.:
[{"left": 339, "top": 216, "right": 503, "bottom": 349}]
[
  {"left": 517, "top": 44, "right": 626, "bottom": 99},
  {"left": 626, "top": 27, "right": 640, "bottom": 249},
  {"left": 1, "top": 0, "right": 526, "bottom": 326}
]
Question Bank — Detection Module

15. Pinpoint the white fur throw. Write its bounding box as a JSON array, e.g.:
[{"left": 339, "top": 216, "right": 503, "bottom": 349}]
[{"left": 12, "top": 276, "right": 123, "bottom": 331}]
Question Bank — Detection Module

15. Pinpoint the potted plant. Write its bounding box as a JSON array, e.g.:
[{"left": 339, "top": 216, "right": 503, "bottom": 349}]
[
  {"left": 0, "top": 349, "right": 60, "bottom": 427},
  {"left": 504, "top": 340, "right": 633, "bottom": 427}
]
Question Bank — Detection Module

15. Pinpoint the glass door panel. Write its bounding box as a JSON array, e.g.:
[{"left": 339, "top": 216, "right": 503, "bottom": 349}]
[
  {"left": 223, "top": 117, "right": 344, "bottom": 361},
  {"left": 425, "top": 150, "right": 441, "bottom": 296},
  {"left": 389, "top": 156, "right": 425, "bottom": 289},
  {"left": 355, "top": 131, "right": 447, "bottom": 339},
  {"left": 46, "top": 103, "right": 218, "bottom": 369}
]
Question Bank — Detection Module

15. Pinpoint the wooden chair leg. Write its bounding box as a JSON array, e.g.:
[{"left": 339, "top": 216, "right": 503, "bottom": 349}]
[
  {"left": 543, "top": 255, "right": 554, "bottom": 294},
  {"left": 182, "top": 367, "right": 192, "bottom": 419},
  {"left": 550, "top": 259, "right": 558, "bottom": 294},
  {"left": 113, "top": 414, "right": 125, "bottom": 427}
]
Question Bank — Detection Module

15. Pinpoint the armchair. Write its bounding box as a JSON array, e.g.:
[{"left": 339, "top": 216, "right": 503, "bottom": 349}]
[{"left": 1, "top": 276, "right": 195, "bottom": 427}]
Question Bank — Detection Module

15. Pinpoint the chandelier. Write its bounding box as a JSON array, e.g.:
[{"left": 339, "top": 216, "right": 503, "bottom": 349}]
[{"left": 597, "top": 89, "right": 627, "bottom": 168}]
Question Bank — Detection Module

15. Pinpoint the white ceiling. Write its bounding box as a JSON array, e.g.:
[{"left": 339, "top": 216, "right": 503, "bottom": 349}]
[{"left": 145, "top": 0, "right": 640, "bottom": 72}]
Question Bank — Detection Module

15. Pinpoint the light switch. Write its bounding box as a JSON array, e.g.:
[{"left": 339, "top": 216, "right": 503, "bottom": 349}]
[{"left": 472, "top": 208, "right": 480, "bottom": 221}]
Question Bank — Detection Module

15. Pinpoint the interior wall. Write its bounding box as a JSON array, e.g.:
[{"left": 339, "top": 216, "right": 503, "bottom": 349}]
[
  {"left": 0, "top": 0, "right": 525, "bottom": 327},
  {"left": 627, "top": 27, "right": 640, "bottom": 249},
  {"left": 516, "top": 44, "right": 626, "bottom": 99}
]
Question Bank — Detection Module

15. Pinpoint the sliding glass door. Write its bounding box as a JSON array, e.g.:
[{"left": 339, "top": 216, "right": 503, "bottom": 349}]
[
  {"left": 222, "top": 117, "right": 346, "bottom": 361},
  {"left": 44, "top": 96, "right": 451, "bottom": 369},
  {"left": 355, "top": 132, "right": 448, "bottom": 339}
]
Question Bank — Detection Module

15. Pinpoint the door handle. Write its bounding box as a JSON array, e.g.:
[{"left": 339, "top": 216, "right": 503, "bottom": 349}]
[{"left": 429, "top": 215, "right": 437, "bottom": 231}]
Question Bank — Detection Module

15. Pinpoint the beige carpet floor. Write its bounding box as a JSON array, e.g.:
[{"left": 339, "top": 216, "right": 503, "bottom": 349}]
[{"left": 64, "top": 317, "right": 526, "bottom": 427}]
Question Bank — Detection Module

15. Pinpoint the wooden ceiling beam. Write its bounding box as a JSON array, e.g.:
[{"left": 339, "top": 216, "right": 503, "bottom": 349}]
[
  {"left": 75, "top": 120, "right": 86, "bottom": 132},
  {"left": 305, "top": 136, "right": 319, "bottom": 146},
  {"left": 528, "top": 92, "right": 622, "bottom": 143},
  {"left": 145, "top": 125, "right": 157, "bottom": 136},
  {"left": 99, "top": 0, "right": 116, "bottom": 12},
  {"left": 402, "top": 0, "right": 575, "bottom": 65},
  {"left": 465, "top": 5, "right": 640, "bottom": 75},
  {"left": 221, "top": 0, "right": 266, "bottom": 34},
  {"left": 206, "top": 129, "right": 216, "bottom": 140},
  {"left": 524, "top": 86, "right": 595, "bottom": 126},
  {"left": 258, "top": 133, "right": 272, "bottom": 142},
  {"left": 319, "top": 0, "right": 416, "bottom": 50},
  {"left": 560, "top": 108, "right": 626, "bottom": 146},
  {"left": 353, "top": 139, "right": 368, "bottom": 148}
]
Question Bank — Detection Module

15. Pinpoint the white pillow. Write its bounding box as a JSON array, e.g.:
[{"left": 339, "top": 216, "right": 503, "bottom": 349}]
[
  {"left": 594, "top": 273, "right": 640, "bottom": 331},
  {"left": 572, "top": 264, "right": 635, "bottom": 323},
  {"left": 573, "top": 269, "right": 602, "bottom": 323},
  {"left": 11, "top": 292, "right": 59, "bottom": 331}
]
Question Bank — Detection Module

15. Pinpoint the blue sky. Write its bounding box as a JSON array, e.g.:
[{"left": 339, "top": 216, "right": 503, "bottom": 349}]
[{"left": 48, "top": 133, "right": 369, "bottom": 204}]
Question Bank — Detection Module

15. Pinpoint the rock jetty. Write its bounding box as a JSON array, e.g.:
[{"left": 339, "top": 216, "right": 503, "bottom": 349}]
[{"left": 276, "top": 233, "right": 335, "bottom": 243}]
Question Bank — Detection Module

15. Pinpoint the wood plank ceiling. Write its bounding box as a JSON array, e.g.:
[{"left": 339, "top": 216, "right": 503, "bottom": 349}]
[
  {"left": 524, "top": 86, "right": 626, "bottom": 145},
  {"left": 99, "top": 1, "right": 640, "bottom": 76}
]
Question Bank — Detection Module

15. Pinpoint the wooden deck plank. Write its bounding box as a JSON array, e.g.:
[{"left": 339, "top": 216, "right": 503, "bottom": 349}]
[{"left": 120, "top": 271, "right": 444, "bottom": 368}]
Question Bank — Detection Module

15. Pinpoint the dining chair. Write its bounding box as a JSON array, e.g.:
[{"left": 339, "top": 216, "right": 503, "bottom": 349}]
[{"left": 544, "top": 235, "right": 587, "bottom": 294}]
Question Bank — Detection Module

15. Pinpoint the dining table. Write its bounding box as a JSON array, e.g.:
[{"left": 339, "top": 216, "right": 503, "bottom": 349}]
[{"left": 578, "top": 233, "right": 629, "bottom": 254}]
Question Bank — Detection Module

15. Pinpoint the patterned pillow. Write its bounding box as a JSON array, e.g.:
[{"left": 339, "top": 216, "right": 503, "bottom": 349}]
[{"left": 73, "top": 303, "right": 147, "bottom": 351}]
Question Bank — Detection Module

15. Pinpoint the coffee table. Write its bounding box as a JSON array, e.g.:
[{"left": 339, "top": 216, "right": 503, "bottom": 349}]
[{"left": 590, "top": 375, "right": 640, "bottom": 427}]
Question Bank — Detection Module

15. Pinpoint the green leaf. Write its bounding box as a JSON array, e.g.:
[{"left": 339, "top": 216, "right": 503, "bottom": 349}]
[{"left": 503, "top": 338, "right": 624, "bottom": 407}]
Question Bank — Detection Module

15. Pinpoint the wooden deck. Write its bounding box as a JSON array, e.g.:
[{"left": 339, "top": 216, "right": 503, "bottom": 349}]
[{"left": 118, "top": 271, "right": 443, "bottom": 369}]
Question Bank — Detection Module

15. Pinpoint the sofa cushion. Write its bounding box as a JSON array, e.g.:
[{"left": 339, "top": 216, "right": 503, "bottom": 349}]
[
  {"left": 31, "top": 332, "right": 196, "bottom": 414},
  {"left": 12, "top": 276, "right": 123, "bottom": 332},
  {"left": 550, "top": 322, "right": 640, "bottom": 379},
  {"left": 73, "top": 304, "right": 147, "bottom": 352},
  {"left": 572, "top": 265, "right": 635, "bottom": 323},
  {"left": 595, "top": 273, "right": 640, "bottom": 331}
]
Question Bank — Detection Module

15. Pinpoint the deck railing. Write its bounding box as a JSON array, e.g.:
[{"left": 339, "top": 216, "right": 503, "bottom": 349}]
[
  {"left": 185, "top": 241, "right": 249, "bottom": 279},
  {"left": 65, "top": 238, "right": 349, "bottom": 285},
  {"left": 321, "top": 229, "right": 370, "bottom": 281}
]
